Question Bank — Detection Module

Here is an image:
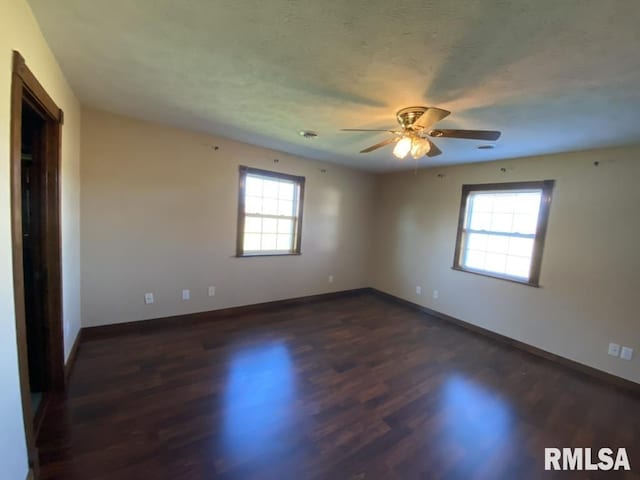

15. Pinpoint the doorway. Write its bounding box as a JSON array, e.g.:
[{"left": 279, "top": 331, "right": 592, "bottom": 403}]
[
  {"left": 11, "top": 51, "right": 65, "bottom": 479},
  {"left": 21, "top": 100, "right": 50, "bottom": 424}
]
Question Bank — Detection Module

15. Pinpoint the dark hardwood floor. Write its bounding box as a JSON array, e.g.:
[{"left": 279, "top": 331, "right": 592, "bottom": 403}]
[{"left": 38, "top": 293, "right": 640, "bottom": 479}]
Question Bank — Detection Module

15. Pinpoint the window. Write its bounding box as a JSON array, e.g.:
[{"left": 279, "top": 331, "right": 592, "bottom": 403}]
[
  {"left": 453, "top": 180, "right": 554, "bottom": 286},
  {"left": 236, "top": 166, "right": 305, "bottom": 256}
]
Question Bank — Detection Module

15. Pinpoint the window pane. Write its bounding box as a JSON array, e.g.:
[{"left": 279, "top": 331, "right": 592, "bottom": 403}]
[
  {"left": 469, "top": 191, "right": 541, "bottom": 235},
  {"left": 486, "top": 235, "right": 509, "bottom": 253},
  {"left": 245, "top": 217, "right": 262, "bottom": 233},
  {"left": 505, "top": 256, "right": 531, "bottom": 278},
  {"left": 485, "top": 253, "right": 507, "bottom": 274},
  {"left": 263, "top": 198, "right": 278, "bottom": 215},
  {"left": 512, "top": 214, "right": 537, "bottom": 234},
  {"left": 276, "top": 234, "right": 292, "bottom": 250},
  {"left": 279, "top": 182, "right": 294, "bottom": 200},
  {"left": 466, "top": 233, "right": 488, "bottom": 251},
  {"left": 278, "top": 200, "right": 293, "bottom": 216},
  {"left": 245, "top": 176, "right": 263, "bottom": 197},
  {"left": 508, "top": 237, "right": 534, "bottom": 257},
  {"left": 464, "top": 231, "right": 534, "bottom": 277},
  {"left": 514, "top": 192, "right": 541, "bottom": 215},
  {"left": 492, "top": 194, "right": 515, "bottom": 213},
  {"left": 245, "top": 196, "right": 262, "bottom": 214},
  {"left": 278, "top": 218, "right": 293, "bottom": 234},
  {"left": 262, "top": 218, "right": 277, "bottom": 233},
  {"left": 464, "top": 250, "right": 486, "bottom": 270},
  {"left": 261, "top": 233, "right": 277, "bottom": 250},
  {"left": 471, "top": 194, "right": 493, "bottom": 213},
  {"left": 244, "top": 233, "right": 261, "bottom": 251},
  {"left": 263, "top": 179, "right": 280, "bottom": 198},
  {"left": 470, "top": 212, "right": 492, "bottom": 231},
  {"left": 490, "top": 213, "right": 513, "bottom": 232}
]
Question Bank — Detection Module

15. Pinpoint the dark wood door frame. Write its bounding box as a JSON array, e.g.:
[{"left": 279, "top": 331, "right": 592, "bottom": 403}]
[{"left": 10, "top": 50, "right": 65, "bottom": 480}]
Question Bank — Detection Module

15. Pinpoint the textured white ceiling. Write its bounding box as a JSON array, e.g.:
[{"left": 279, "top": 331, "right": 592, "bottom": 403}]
[{"left": 29, "top": 0, "right": 640, "bottom": 171}]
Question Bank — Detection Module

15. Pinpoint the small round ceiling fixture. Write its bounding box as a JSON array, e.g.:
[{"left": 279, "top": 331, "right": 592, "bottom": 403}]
[
  {"left": 478, "top": 144, "right": 495, "bottom": 150},
  {"left": 299, "top": 130, "right": 318, "bottom": 139}
]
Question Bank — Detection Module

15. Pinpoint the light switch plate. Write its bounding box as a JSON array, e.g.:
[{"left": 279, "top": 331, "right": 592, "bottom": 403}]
[
  {"left": 182, "top": 289, "right": 190, "bottom": 300},
  {"left": 608, "top": 343, "right": 620, "bottom": 357},
  {"left": 620, "top": 346, "right": 633, "bottom": 361}
]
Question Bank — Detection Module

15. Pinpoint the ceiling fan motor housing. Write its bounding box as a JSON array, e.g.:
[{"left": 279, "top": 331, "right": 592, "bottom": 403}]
[{"left": 396, "top": 106, "right": 429, "bottom": 129}]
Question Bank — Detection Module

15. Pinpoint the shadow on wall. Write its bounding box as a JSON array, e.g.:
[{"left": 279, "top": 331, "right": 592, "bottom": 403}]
[{"left": 316, "top": 186, "right": 342, "bottom": 252}]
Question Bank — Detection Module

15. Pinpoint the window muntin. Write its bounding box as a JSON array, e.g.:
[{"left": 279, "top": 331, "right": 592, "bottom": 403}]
[
  {"left": 453, "top": 181, "right": 554, "bottom": 286},
  {"left": 237, "top": 166, "right": 304, "bottom": 256}
]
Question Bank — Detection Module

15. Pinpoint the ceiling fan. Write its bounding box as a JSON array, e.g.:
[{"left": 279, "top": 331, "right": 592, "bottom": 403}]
[{"left": 342, "top": 106, "right": 501, "bottom": 159}]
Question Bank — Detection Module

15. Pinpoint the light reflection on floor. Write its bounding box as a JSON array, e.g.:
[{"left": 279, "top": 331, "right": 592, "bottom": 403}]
[
  {"left": 221, "top": 342, "right": 296, "bottom": 461},
  {"left": 438, "top": 374, "right": 515, "bottom": 475}
]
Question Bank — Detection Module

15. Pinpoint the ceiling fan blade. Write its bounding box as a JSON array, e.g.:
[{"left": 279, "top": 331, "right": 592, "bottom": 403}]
[
  {"left": 429, "top": 129, "right": 501, "bottom": 141},
  {"left": 360, "top": 136, "right": 400, "bottom": 153},
  {"left": 426, "top": 140, "right": 442, "bottom": 157},
  {"left": 412, "top": 107, "right": 451, "bottom": 130},
  {"left": 341, "top": 128, "right": 399, "bottom": 133}
]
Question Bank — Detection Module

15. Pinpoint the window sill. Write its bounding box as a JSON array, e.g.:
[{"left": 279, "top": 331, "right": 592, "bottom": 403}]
[
  {"left": 451, "top": 265, "right": 540, "bottom": 288},
  {"left": 235, "top": 252, "right": 301, "bottom": 258}
]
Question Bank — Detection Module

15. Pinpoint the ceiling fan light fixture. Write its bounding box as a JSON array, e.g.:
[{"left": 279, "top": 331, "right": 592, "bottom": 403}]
[
  {"left": 341, "top": 106, "right": 501, "bottom": 160},
  {"left": 392, "top": 136, "right": 412, "bottom": 159},
  {"left": 411, "top": 138, "right": 431, "bottom": 159}
]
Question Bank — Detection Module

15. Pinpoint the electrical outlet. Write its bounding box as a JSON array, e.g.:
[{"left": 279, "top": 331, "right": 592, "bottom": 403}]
[
  {"left": 208, "top": 286, "right": 216, "bottom": 297},
  {"left": 620, "top": 346, "right": 634, "bottom": 361},
  {"left": 416, "top": 286, "right": 422, "bottom": 295},
  {"left": 144, "top": 293, "right": 154, "bottom": 304},
  {"left": 328, "top": 275, "right": 334, "bottom": 283},
  {"left": 608, "top": 343, "right": 620, "bottom": 357},
  {"left": 433, "top": 289, "right": 439, "bottom": 299},
  {"left": 182, "top": 289, "right": 190, "bottom": 300}
]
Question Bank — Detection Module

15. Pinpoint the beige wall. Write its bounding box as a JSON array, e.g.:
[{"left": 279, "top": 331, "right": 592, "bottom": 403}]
[
  {"left": 372, "top": 146, "right": 640, "bottom": 383},
  {"left": 0, "top": 0, "right": 82, "bottom": 478},
  {"left": 80, "top": 108, "right": 375, "bottom": 327}
]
